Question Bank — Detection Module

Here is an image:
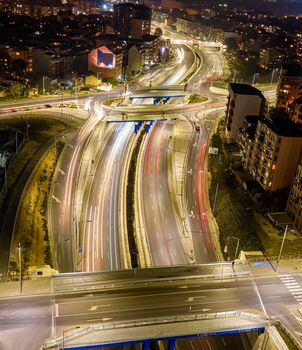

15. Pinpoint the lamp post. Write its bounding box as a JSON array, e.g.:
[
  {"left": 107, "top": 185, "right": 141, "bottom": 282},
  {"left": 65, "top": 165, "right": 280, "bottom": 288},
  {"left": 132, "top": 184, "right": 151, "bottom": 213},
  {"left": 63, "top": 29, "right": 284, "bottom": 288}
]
[
  {"left": 270, "top": 68, "right": 279, "bottom": 84},
  {"left": 276, "top": 225, "right": 288, "bottom": 270},
  {"left": 18, "top": 242, "right": 22, "bottom": 293},
  {"left": 224, "top": 236, "right": 240, "bottom": 260},
  {"left": 252, "top": 73, "right": 259, "bottom": 85}
]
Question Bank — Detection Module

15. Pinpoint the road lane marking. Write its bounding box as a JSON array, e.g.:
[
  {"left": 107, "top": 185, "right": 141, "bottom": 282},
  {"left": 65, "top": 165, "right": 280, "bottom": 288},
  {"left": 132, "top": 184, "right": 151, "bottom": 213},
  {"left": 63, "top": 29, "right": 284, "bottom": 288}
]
[
  {"left": 87, "top": 318, "right": 112, "bottom": 322},
  {"left": 55, "top": 304, "right": 59, "bottom": 317},
  {"left": 58, "top": 299, "right": 241, "bottom": 318},
  {"left": 266, "top": 296, "right": 281, "bottom": 299},
  {"left": 89, "top": 305, "right": 111, "bottom": 311},
  {"left": 287, "top": 288, "right": 302, "bottom": 292},
  {"left": 261, "top": 284, "right": 276, "bottom": 288},
  {"left": 57, "top": 287, "right": 233, "bottom": 306}
]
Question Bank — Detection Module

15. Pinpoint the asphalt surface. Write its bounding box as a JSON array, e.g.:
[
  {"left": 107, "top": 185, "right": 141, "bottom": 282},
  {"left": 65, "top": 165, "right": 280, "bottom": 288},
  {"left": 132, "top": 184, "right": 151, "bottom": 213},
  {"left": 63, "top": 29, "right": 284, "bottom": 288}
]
[
  {"left": 184, "top": 111, "right": 219, "bottom": 263},
  {"left": 81, "top": 122, "right": 134, "bottom": 272},
  {"left": 142, "top": 121, "right": 187, "bottom": 266}
]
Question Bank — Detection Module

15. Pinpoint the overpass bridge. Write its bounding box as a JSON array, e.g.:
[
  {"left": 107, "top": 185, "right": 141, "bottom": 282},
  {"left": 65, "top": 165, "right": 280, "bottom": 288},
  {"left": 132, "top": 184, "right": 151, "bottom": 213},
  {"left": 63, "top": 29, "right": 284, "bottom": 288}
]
[
  {"left": 37, "top": 261, "right": 302, "bottom": 350},
  {"left": 1, "top": 261, "right": 302, "bottom": 350}
]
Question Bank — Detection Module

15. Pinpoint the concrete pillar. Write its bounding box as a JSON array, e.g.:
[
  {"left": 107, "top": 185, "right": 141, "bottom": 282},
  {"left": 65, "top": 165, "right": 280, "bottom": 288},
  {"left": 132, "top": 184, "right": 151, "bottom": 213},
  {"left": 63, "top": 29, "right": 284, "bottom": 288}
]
[
  {"left": 167, "top": 338, "right": 176, "bottom": 350},
  {"left": 142, "top": 340, "right": 150, "bottom": 350}
]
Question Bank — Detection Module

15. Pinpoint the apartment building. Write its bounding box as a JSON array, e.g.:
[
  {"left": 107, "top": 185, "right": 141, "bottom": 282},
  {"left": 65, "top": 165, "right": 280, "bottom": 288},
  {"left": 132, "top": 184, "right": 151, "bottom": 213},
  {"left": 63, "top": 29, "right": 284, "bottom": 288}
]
[
  {"left": 114, "top": 3, "right": 151, "bottom": 40},
  {"left": 225, "top": 83, "right": 266, "bottom": 142},
  {"left": 32, "top": 49, "right": 74, "bottom": 78},
  {"left": 286, "top": 158, "right": 302, "bottom": 232},
  {"left": 289, "top": 97, "right": 302, "bottom": 124},
  {"left": 238, "top": 115, "right": 259, "bottom": 170},
  {"left": 176, "top": 18, "right": 200, "bottom": 36},
  {"left": 249, "top": 117, "right": 302, "bottom": 191},
  {"left": 276, "top": 64, "right": 302, "bottom": 109},
  {"left": 259, "top": 48, "right": 283, "bottom": 70}
]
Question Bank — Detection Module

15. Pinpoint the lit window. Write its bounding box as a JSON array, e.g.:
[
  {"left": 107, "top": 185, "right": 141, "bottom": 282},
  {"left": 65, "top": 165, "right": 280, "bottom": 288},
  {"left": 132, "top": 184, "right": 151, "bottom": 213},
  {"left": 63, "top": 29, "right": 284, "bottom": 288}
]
[
  {"left": 268, "top": 181, "right": 272, "bottom": 187},
  {"left": 272, "top": 164, "right": 276, "bottom": 170}
]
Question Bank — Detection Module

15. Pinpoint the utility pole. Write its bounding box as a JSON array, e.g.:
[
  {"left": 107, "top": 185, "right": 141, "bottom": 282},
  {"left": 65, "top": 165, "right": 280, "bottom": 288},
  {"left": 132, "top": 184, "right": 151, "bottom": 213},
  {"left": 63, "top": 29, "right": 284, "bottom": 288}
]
[{"left": 18, "top": 243, "right": 22, "bottom": 293}]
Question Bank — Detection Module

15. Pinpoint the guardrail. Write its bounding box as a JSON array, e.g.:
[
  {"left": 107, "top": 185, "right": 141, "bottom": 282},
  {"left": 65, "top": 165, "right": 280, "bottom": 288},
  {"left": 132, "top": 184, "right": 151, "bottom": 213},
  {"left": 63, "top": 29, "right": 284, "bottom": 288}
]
[
  {"left": 42, "top": 310, "right": 268, "bottom": 349},
  {"left": 52, "top": 266, "right": 251, "bottom": 294}
]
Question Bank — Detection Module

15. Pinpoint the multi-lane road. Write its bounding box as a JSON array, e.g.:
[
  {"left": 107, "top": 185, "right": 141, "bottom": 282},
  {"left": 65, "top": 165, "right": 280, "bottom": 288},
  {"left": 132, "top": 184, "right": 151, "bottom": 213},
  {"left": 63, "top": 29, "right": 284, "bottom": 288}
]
[{"left": 0, "top": 37, "right": 273, "bottom": 350}]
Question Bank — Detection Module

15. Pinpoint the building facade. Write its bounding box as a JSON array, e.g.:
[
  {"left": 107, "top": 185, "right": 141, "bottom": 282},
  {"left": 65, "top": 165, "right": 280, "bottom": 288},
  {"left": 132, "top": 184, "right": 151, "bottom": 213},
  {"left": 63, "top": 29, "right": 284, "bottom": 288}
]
[
  {"left": 88, "top": 45, "right": 123, "bottom": 78},
  {"left": 32, "top": 49, "right": 73, "bottom": 78},
  {"left": 114, "top": 3, "right": 151, "bottom": 39},
  {"left": 238, "top": 115, "right": 259, "bottom": 170},
  {"left": 276, "top": 64, "right": 302, "bottom": 110},
  {"left": 249, "top": 117, "right": 302, "bottom": 191},
  {"left": 259, "top": 48, "right": 283, "bottom": 70},
  {"left": 286, "top": 158, "right": 302, "bottom": 232},
  {"left": 289, "top": 97, "right": 302, "bottom": 124},
  {"left": 225, "top": 83, "right": 266, "bottom": 142}
]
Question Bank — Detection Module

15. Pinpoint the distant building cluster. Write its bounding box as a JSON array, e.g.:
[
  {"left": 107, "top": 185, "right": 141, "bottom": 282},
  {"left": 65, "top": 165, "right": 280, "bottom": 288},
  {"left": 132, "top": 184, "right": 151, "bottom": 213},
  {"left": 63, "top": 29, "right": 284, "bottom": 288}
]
[
  {"left": 225, "top": 63, "right": 302, "bottom": 232},
  {"left": 0, "top": 0, "right": 171, "bottom": 93}
]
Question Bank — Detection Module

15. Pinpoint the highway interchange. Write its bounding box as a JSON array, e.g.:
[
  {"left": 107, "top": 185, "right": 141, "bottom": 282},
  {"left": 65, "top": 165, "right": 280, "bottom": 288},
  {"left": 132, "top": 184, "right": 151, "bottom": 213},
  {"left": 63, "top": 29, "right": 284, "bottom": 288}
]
[{"left": 0, "top": 38, "right": 287, "bottom": 350}]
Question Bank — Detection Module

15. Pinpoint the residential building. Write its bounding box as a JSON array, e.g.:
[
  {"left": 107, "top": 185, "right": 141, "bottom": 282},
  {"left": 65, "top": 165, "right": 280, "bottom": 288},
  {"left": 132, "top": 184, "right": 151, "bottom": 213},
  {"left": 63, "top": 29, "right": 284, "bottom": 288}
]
[
  {"left": 114, "top": 3, "right": 151, "bottom": 39},
  {"left": 139, "top": 35, "right": 161, "bottom": 66},
  {"left": 176, "top": 18, "right": 200, "bottom": 36},
  {"left": 259, "top": 48, "right": 283, "bottom": 70},
  {"left": 126, "top": 45, "right": 142, "bottom": 77},
  {"left": 286, "top": 157, "right": 302, "bottom": 232},
  {"left": 16, "top": 0, "right": 71, "bottom": 18},
  {"left": 276, "top": 64, "right": 302, "bottom": 109},
  {"left": 32, "top": 49, "right": 73, "bottom": 78},
  {"left": 249, "top": 117, "right": 302, "bottom": 191},
  {"left": 238, "top": 115, "right": 259, "bottom": 170},
  {"left": 225, "top": 83, "right": 266, "bottom": 142},
  {"left": 289, "top": 97, "right": 302, "bottom": 124},
  {"left": 88, "top": 45, "right": 123, "bottom": 78}
]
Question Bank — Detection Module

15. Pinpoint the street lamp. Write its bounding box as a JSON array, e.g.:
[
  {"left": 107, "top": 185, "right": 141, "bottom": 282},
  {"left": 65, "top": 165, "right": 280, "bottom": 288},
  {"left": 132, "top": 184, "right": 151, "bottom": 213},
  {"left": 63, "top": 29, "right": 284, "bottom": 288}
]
[
  {"left": 270, "top": 68, "right": 279, "bottom": 84},
  {"left": 252, "top": 73, "right": 259, "bottom": 85},
  {"left": 18, "top": 242, "right": 22, "bottom": 293},
  {"left": 276, "top": 224, "right": 288, "bottom": 271},
  {"left": 224, "top": 236, "right": 240, "bottom": 260}
]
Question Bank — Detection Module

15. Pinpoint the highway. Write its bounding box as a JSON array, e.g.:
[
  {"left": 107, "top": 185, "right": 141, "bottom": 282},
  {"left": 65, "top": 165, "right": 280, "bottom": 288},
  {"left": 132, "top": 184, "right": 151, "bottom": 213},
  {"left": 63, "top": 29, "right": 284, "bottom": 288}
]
[
  {"left": 71, "top": 44, "right": 196, "bottom": 275},
  {"left": 81, "top": 122, "right": 134, "bottom": 271},
  {"left": 138, "top": 45, "right": 197, "bottom": 267},
  {"left": 49, "top": 109, "right": 102, "bottom": 272},
  {"left": 142, "top": 121, "right": 187, "bottom": 265},
  {"left": 184, "top": 110, "right": 220, "bottom": 263}
]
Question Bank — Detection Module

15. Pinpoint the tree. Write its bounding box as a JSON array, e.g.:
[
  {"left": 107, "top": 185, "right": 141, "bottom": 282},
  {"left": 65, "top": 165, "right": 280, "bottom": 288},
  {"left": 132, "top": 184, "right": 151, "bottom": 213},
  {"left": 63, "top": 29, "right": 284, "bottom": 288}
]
[
  {"left": 9, "top": 82, "right": 25, "bottom": 98},
  {"left": 154, "top": 27, "right": 163, "bottom": 37}
]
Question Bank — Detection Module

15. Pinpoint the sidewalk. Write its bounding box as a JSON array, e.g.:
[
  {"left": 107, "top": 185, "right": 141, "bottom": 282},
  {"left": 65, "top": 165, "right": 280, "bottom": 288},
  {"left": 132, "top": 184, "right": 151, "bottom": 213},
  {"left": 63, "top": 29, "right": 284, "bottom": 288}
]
[
  {"left": 250, "top": 258, "right": 302, "bottom": 277},
  {"left": 0, "top": 278, "right": 51, "bottom": 299}
]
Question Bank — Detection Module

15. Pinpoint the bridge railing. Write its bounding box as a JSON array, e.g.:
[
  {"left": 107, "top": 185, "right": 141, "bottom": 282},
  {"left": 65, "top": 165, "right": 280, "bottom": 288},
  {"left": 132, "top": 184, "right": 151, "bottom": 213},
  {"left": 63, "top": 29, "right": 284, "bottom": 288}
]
[{"left": 42, "top": 310, "right": 268, "bottom": 349}]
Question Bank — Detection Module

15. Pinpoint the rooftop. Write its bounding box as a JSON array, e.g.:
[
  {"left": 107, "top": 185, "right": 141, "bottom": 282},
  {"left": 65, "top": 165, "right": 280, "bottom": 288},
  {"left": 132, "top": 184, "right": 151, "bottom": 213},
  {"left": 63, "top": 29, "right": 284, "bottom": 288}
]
[
  {"left": 229, "top": 83, "right": 264, "bottom": 98},
  {"left": 261, "top": 116, "right": 302, "bottom": 137}
]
